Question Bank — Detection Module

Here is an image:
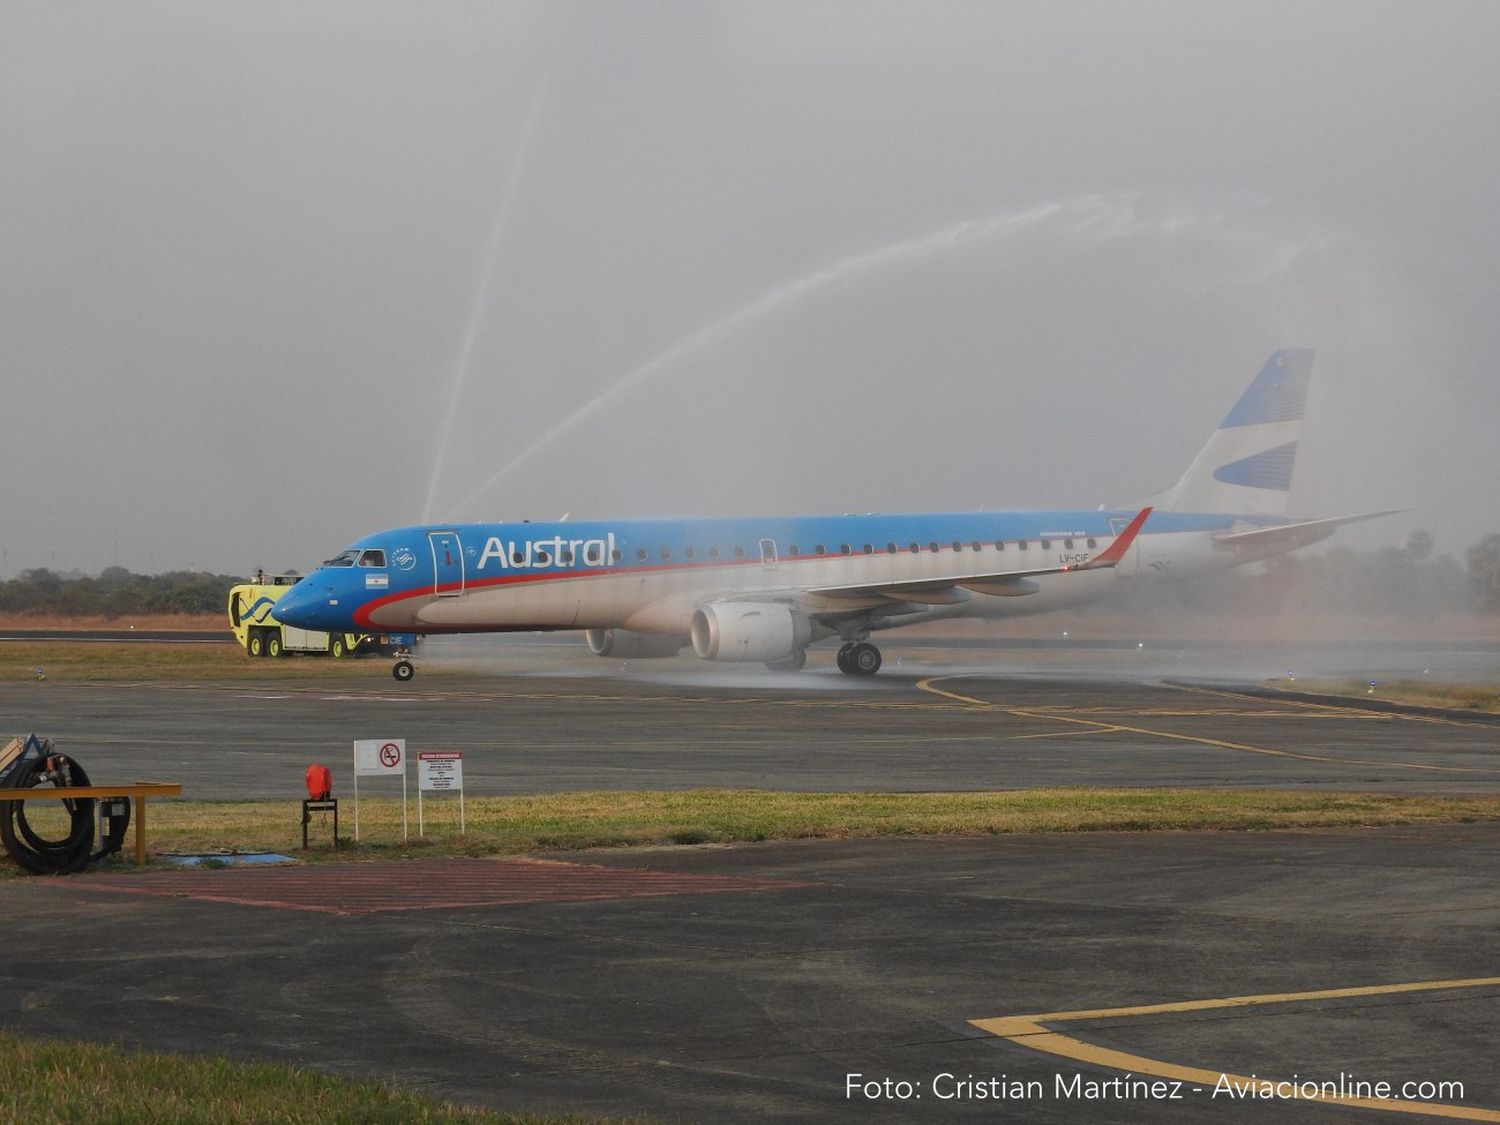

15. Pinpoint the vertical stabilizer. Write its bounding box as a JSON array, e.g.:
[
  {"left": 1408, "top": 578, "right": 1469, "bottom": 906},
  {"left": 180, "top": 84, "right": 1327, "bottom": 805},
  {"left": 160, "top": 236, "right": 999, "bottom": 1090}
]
[{"left": 1157, "top": 349, "right": 1314, "bottom": 515}]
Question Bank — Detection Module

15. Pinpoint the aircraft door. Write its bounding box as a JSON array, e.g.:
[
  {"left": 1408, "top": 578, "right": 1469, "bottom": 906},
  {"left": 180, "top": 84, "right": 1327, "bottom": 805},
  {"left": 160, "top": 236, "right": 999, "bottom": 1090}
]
[{"left": 429, "top": 531, "right": 465, "bottom": 596}]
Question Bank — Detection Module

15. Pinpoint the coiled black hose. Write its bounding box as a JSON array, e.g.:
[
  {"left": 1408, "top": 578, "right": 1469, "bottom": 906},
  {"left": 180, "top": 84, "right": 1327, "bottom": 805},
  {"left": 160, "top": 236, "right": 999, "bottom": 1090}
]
[{"left": 0, "top": 753, "right": 129, "bottom": 875}]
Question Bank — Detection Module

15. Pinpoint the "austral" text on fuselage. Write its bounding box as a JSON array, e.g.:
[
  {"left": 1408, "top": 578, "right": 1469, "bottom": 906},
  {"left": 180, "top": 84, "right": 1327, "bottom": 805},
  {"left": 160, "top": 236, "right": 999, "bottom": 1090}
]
[{"left": 475, "top": 533, "right": 620, "bottom": 570}]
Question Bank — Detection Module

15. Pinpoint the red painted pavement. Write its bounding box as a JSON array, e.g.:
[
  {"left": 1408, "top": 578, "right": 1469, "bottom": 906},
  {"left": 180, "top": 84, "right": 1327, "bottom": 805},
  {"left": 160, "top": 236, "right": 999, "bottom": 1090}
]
[{"left": 54, "top": 857, "right": 817, "bottom": 915}]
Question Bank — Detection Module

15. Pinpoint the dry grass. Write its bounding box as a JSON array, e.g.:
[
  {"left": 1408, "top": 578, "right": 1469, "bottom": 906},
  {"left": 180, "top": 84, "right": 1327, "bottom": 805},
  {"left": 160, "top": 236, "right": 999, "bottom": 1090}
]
[
  {"left": 0, "top": 641, "right": 394, "bottom": 683},
  {"left": 0, "top": 1030, "right": 606, "bottom": 1124},
  {"left": 109, "top": 788, "right": 1500, "bottom": 863},
  {"left": 1278, "top": 678, "right": 1500, "bottom": 714}
]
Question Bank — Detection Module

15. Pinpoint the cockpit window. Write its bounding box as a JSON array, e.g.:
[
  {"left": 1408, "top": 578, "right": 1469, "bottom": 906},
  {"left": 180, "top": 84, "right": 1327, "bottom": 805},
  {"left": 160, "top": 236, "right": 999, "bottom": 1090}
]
[
  {"left": 323, "top": 550, "right": 358, "bottom": 568},
  {"left": 357, "top": 549, "right": 386, "bottom": 568}
]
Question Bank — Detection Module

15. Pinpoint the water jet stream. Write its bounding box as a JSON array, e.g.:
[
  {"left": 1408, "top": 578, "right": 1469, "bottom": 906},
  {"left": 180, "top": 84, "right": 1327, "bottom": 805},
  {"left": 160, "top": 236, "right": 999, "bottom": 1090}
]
[{"left": 423, "top": 76, "right": 551, "bottom": 522}]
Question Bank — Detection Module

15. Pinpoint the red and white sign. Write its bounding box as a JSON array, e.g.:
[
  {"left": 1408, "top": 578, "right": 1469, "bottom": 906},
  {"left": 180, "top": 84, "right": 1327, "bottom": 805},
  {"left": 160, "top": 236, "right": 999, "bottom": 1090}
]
[
  {"left": 354, "top": 738, "right": 405, "bottom": 776},
  {"left": 418, "top": 751, "right": 463, "bottom": 792}
]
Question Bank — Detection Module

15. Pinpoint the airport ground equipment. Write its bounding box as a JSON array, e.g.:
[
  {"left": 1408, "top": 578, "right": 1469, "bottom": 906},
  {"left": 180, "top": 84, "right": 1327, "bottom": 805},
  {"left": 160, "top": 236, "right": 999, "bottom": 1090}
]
[
  {"left": 227, "top": 573, "right": 413, "bottom": 660},
  {"left": 0, "top": 736, "right": 181, "bottom": 874},
  {"left": 301, "top": 763, "right": 340, "bottom": 848}
]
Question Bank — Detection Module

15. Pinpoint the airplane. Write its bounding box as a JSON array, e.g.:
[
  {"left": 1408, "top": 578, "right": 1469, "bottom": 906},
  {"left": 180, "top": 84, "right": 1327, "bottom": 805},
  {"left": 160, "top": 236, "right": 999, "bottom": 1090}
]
[{"left": 271, "top": 349, "right": 1393, "bottom": 680}]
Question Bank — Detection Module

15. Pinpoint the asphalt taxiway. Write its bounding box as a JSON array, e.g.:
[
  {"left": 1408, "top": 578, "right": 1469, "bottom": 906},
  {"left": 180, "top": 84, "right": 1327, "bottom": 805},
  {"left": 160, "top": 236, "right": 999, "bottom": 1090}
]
[
  {"left": 1, "top": 645, "right": 1496, "bottom": 798},
  {"left": 3, "top": 641, "right": 1499, "bottom": 1121},
  {"left": 5, "top": 827, "right": 1500, "bottom": 1121}
]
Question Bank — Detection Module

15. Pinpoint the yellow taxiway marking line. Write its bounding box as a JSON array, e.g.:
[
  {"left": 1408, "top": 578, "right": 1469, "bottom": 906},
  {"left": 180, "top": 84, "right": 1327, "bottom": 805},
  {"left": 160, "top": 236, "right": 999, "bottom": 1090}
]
[
  {"left": 916, "top": 677, "right": 1496, "bottom": 774},
  {"left": 1006, "top": 726, "right": 1129, "bottom": 741},
  {"left": 972, "top": 977, "right": 1500, "bottom": 1121}
]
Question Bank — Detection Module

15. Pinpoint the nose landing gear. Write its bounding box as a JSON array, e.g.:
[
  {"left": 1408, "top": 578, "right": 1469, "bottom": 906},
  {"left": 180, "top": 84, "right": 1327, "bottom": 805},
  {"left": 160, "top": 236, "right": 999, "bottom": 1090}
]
[{"left": 836, "top": 641, "right": 882, "bottom": 677}]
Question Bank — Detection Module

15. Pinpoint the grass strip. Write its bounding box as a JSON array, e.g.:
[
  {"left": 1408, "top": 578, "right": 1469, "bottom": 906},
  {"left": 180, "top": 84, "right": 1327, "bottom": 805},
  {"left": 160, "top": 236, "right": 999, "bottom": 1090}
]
[
  {"left": 92, "top": 788, "right": 1500, "bottom": 862},
  {"left": 0, "top": 1030, "right": 603, "bottom": 1124},
  {"left": 1275, "top": 678, "right": 1500, "bottom": 714},
  {"left": 0, "top": 641, "right": 388, "bottom": 682}
]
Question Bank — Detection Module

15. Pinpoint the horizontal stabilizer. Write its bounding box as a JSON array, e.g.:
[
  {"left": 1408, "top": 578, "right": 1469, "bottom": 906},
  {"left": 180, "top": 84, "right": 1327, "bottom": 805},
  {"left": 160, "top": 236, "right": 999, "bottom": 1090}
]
[{"left": 1214, "top": 510, "right": 1406, "bottom": 553}]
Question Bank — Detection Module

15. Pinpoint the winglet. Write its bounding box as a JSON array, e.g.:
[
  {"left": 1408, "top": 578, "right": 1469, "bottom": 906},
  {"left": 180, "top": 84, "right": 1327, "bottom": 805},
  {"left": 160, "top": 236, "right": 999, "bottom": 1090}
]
[{"left": 1080, "top": 506, "right": 1152, "bottom": 570}]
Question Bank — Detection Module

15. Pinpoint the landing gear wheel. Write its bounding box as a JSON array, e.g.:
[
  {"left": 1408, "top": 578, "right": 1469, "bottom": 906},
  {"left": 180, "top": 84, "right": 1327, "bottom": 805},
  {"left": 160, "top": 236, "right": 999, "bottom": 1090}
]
[
  {"left": 848, "top": 642, "right": 881, "bottom": 676},
  {"left": 392, "top": 659, "right": 415, "bottom": 682},
  {"left": 247, "top": 631, "right": 266, "bottom": 658},
  {"left": 265, "top": 633, "right": 283, "bottom": 659},
  {"left": 329, "top": 635, "right": 347, "bottom": 659},
  {"left": 765, "top": 649, "right": 807, "bottom": 672},
  {"left": 836, "top": 642, "right": 856, "bottom": 674}
]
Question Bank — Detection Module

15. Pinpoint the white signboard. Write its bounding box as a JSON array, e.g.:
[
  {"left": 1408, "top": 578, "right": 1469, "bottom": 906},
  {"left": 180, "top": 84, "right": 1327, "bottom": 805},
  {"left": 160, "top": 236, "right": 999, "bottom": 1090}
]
[
  {"left": 354, "top": 738, "right": 405, "bottom": 775},
  {"left": 418, "top": 751, "right": 463, "bottom": 791},
  {"left": 417, "top": 751, "right": 465, "bottom": 835},
  {"left": 351, "top": 738, "right": 408, "bottom": 841}
]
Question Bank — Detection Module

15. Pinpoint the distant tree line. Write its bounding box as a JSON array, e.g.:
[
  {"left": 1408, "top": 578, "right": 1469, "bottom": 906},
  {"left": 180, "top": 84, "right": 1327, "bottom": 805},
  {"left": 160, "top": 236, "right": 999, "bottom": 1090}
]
[
  {"left": 0, "top": 567, "right": 247, "bottom": 617},
  {"left": 1104, "top": 530, "right": 1500, "bottom": 618}
]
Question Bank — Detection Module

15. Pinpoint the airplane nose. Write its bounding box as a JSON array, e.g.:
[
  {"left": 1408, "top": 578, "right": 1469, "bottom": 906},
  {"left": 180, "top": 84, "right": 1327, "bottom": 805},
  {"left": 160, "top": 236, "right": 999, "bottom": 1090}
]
[{"left": 273, "top": 582, "right": 319, "bottom": 628}]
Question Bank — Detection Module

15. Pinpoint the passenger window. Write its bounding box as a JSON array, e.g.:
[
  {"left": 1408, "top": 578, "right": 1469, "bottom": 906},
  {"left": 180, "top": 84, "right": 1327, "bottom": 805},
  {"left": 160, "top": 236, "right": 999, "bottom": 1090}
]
[
  {"left": 952, "top": 541, "right": 962, "bottom": 553},
  {"left": 909, "top": 543, "right": 920, "bottom": 553},
  {"left": 560, "top": 551, "right": 573, "bottom": 564},
  {"left": 970, "top": 542, "right": 981, "bottom": 552},
  {"left": 685, "top": 547, "right": 697, "bottom": 560},
  {"left": 788, "top": 545, "right": 799, "bottom": 556},
  {"left": 660, "top": 547, "right": 672, "bottom": 561},
  {"left": 734, "top": 546, "right": 746, "bottom": 559},
  {"left": 841, "top": 544, "right": 852, "bottom": 555},
  {"left": 1040, "top": 539, "right": 1051, "bottom": 549},
  {"left": 995, "top": 540, "right": 1006, "bottom": 551},
  {"left": 635, "top": 548, "right": 648, "bottom": 561},
  {"left": 815, "top": 545, "right": 826, "bottom": 556},
  {"left": 1019, "top": 540, "right": 1029, "bottom": 550},
  {"left": 710, "top": 547, "right": 721, "bottom": 559},
  {"left": 1087, "top": 538, "right": 1097, "bottom": 549},
  {"left": 612, "top": 550, "right": 622, "bottom": 562},
  {"left": 863, "top": 544, "right": 873, "bottom": 555},
  {"left": 929, "top": 542, "right": 939, "bottom": 553},
  {"left": 1064, "top": 538, "right": 1074, "bottom": 549},
  {"left": 887, "top": 543, "right": 897, "bottom": 554},
  {"left": 512, "top": 551, "right": 525, "bottom": 565}
]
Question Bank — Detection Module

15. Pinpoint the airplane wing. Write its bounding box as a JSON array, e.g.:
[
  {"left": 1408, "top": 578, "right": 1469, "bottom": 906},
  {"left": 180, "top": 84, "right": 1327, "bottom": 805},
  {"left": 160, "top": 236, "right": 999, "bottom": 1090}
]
[
  {"left": 1213, "top": 509, "right": 1405, "bottom": 553},
  {"left": 797, "top": 506, "right": 1152, "bottom": 608}
]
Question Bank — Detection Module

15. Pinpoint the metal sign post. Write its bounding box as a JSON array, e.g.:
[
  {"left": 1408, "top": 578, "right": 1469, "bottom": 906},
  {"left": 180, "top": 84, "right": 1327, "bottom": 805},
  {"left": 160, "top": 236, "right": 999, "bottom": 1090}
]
[
  {"left": 352, "top": 739, "right": 407, "bottom": 841},
  {"left": 417, "top": 751, "right": 465, "bottom": 836}
]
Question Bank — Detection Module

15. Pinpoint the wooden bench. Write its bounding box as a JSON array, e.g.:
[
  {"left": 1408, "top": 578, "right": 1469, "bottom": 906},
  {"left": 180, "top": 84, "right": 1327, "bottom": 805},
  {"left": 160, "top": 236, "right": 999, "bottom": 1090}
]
[{"left": 0, "top": 783, "right": 184, "bottom": 865}]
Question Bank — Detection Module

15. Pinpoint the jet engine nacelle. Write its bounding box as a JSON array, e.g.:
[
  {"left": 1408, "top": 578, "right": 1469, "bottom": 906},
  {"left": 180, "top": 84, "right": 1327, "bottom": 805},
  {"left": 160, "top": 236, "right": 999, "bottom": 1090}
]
[
  {"left": 585, "top": 628, "right": 686, "bottom": 659},
  {"left": 690, "top": 602, "right": 811, "bottom": 663}
]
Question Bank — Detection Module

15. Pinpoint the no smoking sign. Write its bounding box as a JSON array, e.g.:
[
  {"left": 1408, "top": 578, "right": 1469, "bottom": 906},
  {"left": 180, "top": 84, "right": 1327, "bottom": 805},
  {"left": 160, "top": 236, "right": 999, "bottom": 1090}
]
[{"left": 354, "top": 738, "right": 407, "bottom": 776}]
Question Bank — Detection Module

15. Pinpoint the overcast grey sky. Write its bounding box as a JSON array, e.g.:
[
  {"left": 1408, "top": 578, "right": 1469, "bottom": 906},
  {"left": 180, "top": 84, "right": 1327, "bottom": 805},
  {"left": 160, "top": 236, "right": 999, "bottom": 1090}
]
[{"left": 3, "top": 1, "right": 1497, "bottom": 578}]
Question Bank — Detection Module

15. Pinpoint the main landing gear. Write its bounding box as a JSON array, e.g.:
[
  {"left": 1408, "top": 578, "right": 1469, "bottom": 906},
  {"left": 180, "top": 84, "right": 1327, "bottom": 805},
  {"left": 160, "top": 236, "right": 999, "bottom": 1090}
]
[
  {"left": 392, "top": 657, "right": 416, "bottom": 681},
  {"left": 836, "top": 641, "right": 882, "bottom": 677}
]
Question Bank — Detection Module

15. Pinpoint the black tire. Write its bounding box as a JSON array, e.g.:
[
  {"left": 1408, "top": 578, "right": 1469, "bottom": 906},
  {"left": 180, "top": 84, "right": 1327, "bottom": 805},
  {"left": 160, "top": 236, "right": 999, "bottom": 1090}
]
[
  {"left": 393, "top": 660, "right": 415, "bottom": 682},
  {"left": 765, "top": 649, "right": 807, "bottom": 672},
  {"left": 330, "top": 635, "right": 347, "bottom": 659},
  {"left": 247, "top": 631, "right": 265, "bottom": 658},
  {"left": 836, "top": 643, "right": 856, "bottom": 675},
  {"left": 850, "top": 642, "right": 882, "bottom": 676},
  {"left": 266, "top": 632, "right": 284, "bottom": 659}
]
